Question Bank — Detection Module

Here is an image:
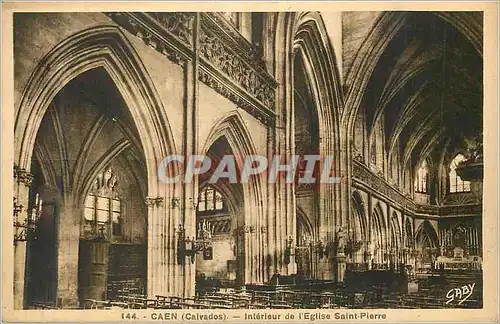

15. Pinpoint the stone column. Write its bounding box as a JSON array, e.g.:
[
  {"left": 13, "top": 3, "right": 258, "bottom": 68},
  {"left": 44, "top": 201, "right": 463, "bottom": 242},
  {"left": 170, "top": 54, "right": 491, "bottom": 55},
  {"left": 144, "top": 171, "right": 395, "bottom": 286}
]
[
  {"left": 366, "top": 250, "right": 372, "bottom": 270},
  {"left": 334, "top": 252, "right": 346, "bottom": 283},
  {"left": 13, "top": 242, "right": 27, "bottom": 309},
  {"left": 179, "top": 12, "right": 199, "bottom": 298},
  {"left": 265, "top": 126, "right": 276, "bottom": 281},
  {"left": 146, "top": 196, "right": 166, "bottom": 298},
  {"left": 13, "top": 166, "right": 34, "bottom": 309},
  {"left": 55, "top": 196, "right": 81, "bottom": 308},
  {"left": 468, "top": 227, "right": 473, "bottom": 255},
  {"left": 440, "top": 229, "right": 446, "bottom": 256},
  {"left": 389, "top": 250, "right": 397, "bottom": 272},
  {"left": 474, "top": 228, "right": 479, "bottom": 255}
]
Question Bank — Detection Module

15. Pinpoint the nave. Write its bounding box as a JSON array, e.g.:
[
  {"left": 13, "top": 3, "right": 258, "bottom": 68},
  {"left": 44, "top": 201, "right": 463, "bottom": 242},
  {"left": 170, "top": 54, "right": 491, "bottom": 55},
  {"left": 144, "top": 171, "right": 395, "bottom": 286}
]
[
  {"left": 13, "top": 10, "right": 484, "bottom": 310},
  {"left": 32, "top": 268, "right": 481, "bottom": 310}
]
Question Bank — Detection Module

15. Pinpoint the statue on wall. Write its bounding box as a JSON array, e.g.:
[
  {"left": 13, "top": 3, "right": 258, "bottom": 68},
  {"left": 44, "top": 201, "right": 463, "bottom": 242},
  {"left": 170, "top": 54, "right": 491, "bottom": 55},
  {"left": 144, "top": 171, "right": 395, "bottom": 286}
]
[{"left": 336, "top": 226, "right": 347, "bottom": 254}]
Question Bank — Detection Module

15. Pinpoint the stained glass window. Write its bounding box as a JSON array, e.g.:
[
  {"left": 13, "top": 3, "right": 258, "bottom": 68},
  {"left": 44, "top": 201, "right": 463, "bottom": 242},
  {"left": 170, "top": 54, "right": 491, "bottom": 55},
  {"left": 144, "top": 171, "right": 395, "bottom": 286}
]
[
  {"left": 83, "top": 167, "right": 122, "bottom": 238},
  {"left": 198, "top": 186, "right": 225, "bottom": 213},
  {"left": 414, "top": 160, "right": 428, "bottom": 193}
]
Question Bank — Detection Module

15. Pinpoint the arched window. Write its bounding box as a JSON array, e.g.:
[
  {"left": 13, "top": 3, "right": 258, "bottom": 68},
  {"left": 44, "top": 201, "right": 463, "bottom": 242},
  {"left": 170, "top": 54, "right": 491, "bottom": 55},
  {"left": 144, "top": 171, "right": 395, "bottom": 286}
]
[
  {"left": 370, "top": 137, "right": 377, "bottom": 165},
  {"left": 449, "top": 154, "right": 471, "bottom": 193},
  {"left": 370, "top": 118, "right": 385, "bottom": 171},
  {"left": 84, "top": 167, "right": 122, "bottom": 238},
  {"left": 414, "top": 160, "right": 428, "bottom": 193},
  {"left": 197, "top": 186, "right": 225, "bottom": 213}
]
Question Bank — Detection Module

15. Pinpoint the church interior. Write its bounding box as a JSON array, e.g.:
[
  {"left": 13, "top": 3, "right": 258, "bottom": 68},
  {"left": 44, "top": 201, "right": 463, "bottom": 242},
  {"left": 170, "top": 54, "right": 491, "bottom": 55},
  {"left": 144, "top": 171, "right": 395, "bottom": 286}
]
[{"left": 13, "top": 11, "right": 483, "bottom": 309}]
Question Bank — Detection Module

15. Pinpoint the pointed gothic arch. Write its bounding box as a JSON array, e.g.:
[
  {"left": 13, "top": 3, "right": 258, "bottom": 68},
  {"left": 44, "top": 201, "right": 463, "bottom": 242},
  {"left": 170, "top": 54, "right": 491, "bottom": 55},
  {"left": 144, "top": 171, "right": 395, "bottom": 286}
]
[
  {"left": 15, "top": 25, "right": 178, "bottom": 192},
  {"left": 415, "top": 220, "right": 440, "bottom": 249},
  {"left": 405, "top": 218, "right": 414, "bottom": 248},
  {"left": 351, "top": 191, "right": 368, "bottom": 244},
  {"left": 201, "top": 111, "right": 265, "bottom": 284},
  {"left": 389, "top": 213, "right": 402, "bottom": 249},
  {"left": 292, "top": 12, "right": 344, "bottom": 227},
  {"left": 14, "top": 25, "right": 182, "bottom": 305},
  {"left": 372, "top": 203, "right": 388, "bottom": 264}
]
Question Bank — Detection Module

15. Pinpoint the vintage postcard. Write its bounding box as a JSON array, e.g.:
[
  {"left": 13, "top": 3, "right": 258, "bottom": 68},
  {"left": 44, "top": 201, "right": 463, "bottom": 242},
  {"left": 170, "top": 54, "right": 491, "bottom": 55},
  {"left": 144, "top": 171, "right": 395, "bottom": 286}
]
[{"left": 2, "top": 1, "right": 498, "bottom": 323}]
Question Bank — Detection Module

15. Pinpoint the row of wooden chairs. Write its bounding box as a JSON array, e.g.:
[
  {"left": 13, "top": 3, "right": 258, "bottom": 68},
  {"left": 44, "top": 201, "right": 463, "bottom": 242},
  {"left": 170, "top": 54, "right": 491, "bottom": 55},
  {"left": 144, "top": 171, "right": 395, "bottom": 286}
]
[
  {"left": 31, "top": 301, "right": 58, "bottom": 309},
  {"left": 84, "top": 286, "right": 386, "bottom": 310},
  {"left": 107, "top": 280, "right": 144, "bottom": 300}
]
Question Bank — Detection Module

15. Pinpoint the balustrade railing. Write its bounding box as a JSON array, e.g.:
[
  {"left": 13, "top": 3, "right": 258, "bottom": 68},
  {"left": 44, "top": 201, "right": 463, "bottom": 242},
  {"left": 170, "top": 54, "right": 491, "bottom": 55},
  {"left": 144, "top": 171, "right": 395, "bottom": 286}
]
[
  {"left": 352, "top": 160, "right": 481, "bottom": 217},
  {"left": 106, "top": 12, "right": 277, "bottom": 126}
]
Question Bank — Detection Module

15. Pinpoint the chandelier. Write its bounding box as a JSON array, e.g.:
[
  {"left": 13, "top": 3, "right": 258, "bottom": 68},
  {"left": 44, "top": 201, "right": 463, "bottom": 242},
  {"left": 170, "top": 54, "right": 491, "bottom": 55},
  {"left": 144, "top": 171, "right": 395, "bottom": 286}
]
[
  {"left": 294, "top": 235, "right": 332, "bottom": 260},
  {"left": 13, "top": 194, "right": 42, "bottom": 243},
  {"left": 190, "top": 219, "right": 214, "bottom": 252},
  {"left": 345, "top": 229, "right": 364, "bottom": 255},
  {"left": 176, "top": 219, "right": 214, "bottom": 264}
]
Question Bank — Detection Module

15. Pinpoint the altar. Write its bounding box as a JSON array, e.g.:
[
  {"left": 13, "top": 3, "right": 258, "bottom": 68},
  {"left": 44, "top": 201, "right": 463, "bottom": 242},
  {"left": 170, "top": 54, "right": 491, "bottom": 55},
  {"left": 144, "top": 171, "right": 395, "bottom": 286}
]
[{"left": 435, "top": 247, "right": 482, "bottom": 271}]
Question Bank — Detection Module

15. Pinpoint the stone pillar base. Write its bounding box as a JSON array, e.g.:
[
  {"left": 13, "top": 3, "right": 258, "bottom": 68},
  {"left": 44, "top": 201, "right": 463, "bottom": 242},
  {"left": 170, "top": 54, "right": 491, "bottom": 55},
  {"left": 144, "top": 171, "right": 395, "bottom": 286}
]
[
  {"left": 14, "top": 242, "right": 27, "bottom": 310},
  {"left": 57, "top": 296, "right": 80, "bottom": 309},
  {"left": 286, "top": 258, "right": 297, "bottom": 275},
  {"left": 365, "top": 253, "right": 372, "bottom": 270},
  {"left": 334, "top": 253, "right": 346, "bottom": 283},
  {"left": 316, "top": 257, "right": 334, "bottom": 280}
]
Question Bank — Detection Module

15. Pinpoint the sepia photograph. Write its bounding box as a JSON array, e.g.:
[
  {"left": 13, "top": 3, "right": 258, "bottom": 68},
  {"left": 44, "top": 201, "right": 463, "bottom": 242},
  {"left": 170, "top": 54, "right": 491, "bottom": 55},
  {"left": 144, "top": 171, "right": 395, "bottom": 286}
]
[{"left": 2, "top": 2, "right": 498, "bottom": 322}]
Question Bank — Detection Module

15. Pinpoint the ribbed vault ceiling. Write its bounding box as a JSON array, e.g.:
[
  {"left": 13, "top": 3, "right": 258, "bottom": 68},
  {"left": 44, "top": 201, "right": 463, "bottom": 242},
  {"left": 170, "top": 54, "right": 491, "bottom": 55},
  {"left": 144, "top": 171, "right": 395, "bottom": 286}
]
[{"left": 361, "top": 12, "right": 482, "bottom": 168}]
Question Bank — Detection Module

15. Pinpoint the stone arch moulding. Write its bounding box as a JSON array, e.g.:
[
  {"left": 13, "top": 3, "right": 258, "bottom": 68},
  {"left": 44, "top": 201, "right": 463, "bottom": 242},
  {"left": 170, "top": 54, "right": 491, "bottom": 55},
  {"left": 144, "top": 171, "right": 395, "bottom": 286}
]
[
  {"left": 390, "top": 212, "right": 402, "bottom": 247},
  {"left": 373, "top": 201, "right": 387, "bottom": 227},
  {"left": 201, "top": 111, "right": 260, "bottom": 173},
  {"left": 435, "top": 12, "right": 483, "bottom": 57},
  {"left": 272, "top": 12, "right": 344, "bottom": 162},
  {"left": 296, "top": 206, "right": 315, "bottom": 239},
  {"left": 404, "top": 217, "right": 414, "bottom": 246},
  {"left": 201, "top": 110, "right": 264, "bottom": 217},
  {"left": 291, "top": 12, "right": 345, "bottom": 231},
  {"left": 415, "top": 220, "right": 440, "bottom": 248},
  {"left": 77, "top": 139, "right": 131, "bottom": 206},
  {"left": 351, "top": 190, "right": 368, "bottom": 239},
  {"left": 292, "top": 12, "right": 343, "bottom": 141},
  {"left": 201, "top": 110, "right": 265, "bottom": 283},
  {"left": 351, "top": 190, "right": 366, "bottom": 218},
  {"left": 372, "top": 202, "right": 388, "bottom": 247},
  {"left": 14, "top": 25, "right": 179, "bottom": 196}
]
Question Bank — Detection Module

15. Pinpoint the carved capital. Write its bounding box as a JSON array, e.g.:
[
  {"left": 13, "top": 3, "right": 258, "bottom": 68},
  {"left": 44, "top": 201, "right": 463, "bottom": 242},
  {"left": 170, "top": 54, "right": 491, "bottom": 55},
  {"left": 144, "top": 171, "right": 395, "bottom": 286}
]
[
  {"left": 14, "top": 165, "right": 34, "bottom": 187},
  {"left": 145, "top": 197, "right": 164, "bottom": 207},
  {"left": 236, "top": 224, "right": 256, "bottom": 235}
]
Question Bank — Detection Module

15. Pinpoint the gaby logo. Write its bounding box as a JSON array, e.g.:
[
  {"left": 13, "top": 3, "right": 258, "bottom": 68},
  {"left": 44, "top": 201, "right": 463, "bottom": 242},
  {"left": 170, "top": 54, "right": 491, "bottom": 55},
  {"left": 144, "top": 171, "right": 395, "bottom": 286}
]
[
  {"left": 157, "top": 154, "right": 342, "bottom": 184},
  {"left": 445, "top": 283, "right": 476, "bottom": 305}
]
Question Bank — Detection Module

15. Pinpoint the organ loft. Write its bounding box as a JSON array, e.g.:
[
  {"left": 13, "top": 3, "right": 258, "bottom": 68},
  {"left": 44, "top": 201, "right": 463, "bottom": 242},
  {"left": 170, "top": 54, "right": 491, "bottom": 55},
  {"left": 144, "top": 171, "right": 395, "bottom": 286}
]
[{"left": 12, "top": 11, "right": 483, "bottom": 309}]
